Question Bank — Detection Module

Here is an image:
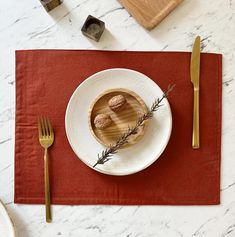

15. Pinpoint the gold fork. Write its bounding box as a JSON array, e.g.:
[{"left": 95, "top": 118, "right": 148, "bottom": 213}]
[{"left": 38, "top": 117, "right": 54, "bottom": 223}]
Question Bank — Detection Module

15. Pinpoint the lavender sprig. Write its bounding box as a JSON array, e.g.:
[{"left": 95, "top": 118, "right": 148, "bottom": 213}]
[{"left": 93, "top": 84, "right": 175, "bottom": 168}]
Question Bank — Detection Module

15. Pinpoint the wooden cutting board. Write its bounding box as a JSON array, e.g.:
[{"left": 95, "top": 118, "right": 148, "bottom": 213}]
[{"left": 119, "top": 0, "right": 183, "bottom": 30}]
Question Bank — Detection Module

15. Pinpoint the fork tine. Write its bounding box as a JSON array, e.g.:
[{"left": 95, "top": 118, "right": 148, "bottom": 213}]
[
  {"left": 40, "top": 117, "right": 46, "bottom": 136},
  {"left": 37, "top": 117, "right": 43, "bottom": 137},
  {"left": 47, "top": 118, "right": 54, "bottom": 137},
  {"left": 43, "top": 117, "right": 49, "bottom": 137},
  {"left": 47, "top": 118, "right": 51, "bottom": 136}
]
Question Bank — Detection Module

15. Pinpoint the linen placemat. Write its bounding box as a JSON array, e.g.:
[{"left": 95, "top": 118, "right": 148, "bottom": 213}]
[{"left": 15, "top": 50, "right": 222, "bottom": 205}]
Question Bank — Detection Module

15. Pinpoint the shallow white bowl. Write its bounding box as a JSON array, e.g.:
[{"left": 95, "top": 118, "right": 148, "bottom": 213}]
[{"left": 65, "top": 68, "right": 172, "bottom": 176}]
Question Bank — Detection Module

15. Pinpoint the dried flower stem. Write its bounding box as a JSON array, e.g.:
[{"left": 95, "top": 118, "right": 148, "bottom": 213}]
[{"left": 93, "top": 84, "right": 175, "bottom": 168}]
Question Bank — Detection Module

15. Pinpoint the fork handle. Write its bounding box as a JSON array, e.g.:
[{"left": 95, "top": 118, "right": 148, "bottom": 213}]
[{"left": 44, "top": 148, "right": 52, "bottom": 223}]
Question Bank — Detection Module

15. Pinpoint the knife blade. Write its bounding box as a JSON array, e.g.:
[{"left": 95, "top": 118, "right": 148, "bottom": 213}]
[{"left": 190, "top": 36, "right": 201, "bottom": 149}]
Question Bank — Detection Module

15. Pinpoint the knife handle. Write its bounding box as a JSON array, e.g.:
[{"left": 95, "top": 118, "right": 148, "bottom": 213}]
[{"left": 192, "top": 89, "right": 200, "bottom": 149}]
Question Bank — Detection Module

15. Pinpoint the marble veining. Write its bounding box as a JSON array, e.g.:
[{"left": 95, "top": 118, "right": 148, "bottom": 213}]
[{"left": 0, "top": 0, "right": 235, "bottom": 236}]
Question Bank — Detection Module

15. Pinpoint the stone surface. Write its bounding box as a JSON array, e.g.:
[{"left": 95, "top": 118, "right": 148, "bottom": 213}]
[{"left": 0, "top": 0, "right": 235, "bottom": 236}]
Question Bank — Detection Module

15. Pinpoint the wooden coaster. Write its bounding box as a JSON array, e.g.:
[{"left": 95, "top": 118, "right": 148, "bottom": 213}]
[{"left": 88, "top": 88, "right": 148, "bottom": 148}]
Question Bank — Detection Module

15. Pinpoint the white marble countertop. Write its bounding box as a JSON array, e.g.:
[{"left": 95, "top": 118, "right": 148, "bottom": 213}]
[{"left": 0, "top": 0, "right": 235, "bottom": 236}]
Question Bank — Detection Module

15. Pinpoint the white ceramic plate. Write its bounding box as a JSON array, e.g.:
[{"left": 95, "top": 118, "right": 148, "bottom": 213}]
[
  {"left": 65, "top": 68, "right": 172, "bottom": 176},
  {"left": 0, "top": 201, "right": 16, "bottom": 237}
]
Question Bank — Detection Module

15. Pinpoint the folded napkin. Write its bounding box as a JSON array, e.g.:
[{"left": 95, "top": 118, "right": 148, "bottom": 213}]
[{"left": 15, "top": 50, "right": 222, "bottom": 205}]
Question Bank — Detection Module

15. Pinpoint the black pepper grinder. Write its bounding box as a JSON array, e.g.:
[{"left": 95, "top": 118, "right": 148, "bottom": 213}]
[{"left": 40, "top": 0, "right": 62, "bottom": 12}]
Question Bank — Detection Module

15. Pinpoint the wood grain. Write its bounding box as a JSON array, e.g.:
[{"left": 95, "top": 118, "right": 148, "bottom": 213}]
[
  {"left": 88, "top": 88, "right": 148, "bottom": 148},
  {"left": 119, "top": 0, "right": 182, "bottom": 30}
]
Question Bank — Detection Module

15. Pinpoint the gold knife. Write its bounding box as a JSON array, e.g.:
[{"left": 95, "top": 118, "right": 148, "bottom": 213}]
[{"left": 190, "top": 36, "right": 201, "bottom": 149}]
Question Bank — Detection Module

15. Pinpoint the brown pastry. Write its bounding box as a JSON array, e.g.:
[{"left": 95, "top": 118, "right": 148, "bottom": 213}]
[
  {"left": 94, "top": 113, "right": 112, "bottom": 129},
  {"left": 108, "top": 94, "right": 127, "bottom": 112}
]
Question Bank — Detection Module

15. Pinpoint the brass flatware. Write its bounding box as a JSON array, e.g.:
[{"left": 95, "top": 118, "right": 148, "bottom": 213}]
[
  {"left": 38, "top": 117, "right": 54, "bottom": 223},
  {"left": 190, "top": 36, "right": 201, "bottom": 149}
]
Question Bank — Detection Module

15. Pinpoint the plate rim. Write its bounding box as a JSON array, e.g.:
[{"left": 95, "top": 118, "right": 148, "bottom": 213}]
[
  {"left": 0, "top": 200, "right": 16, "bottom": 237},
  {"left": 65, "top": 68, "right": 172, "bottom": 176}
]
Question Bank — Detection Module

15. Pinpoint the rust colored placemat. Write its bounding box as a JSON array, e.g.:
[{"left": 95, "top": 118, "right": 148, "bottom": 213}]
[{"left": 15, "top": 50, "right": 222, "bottom": 205}]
